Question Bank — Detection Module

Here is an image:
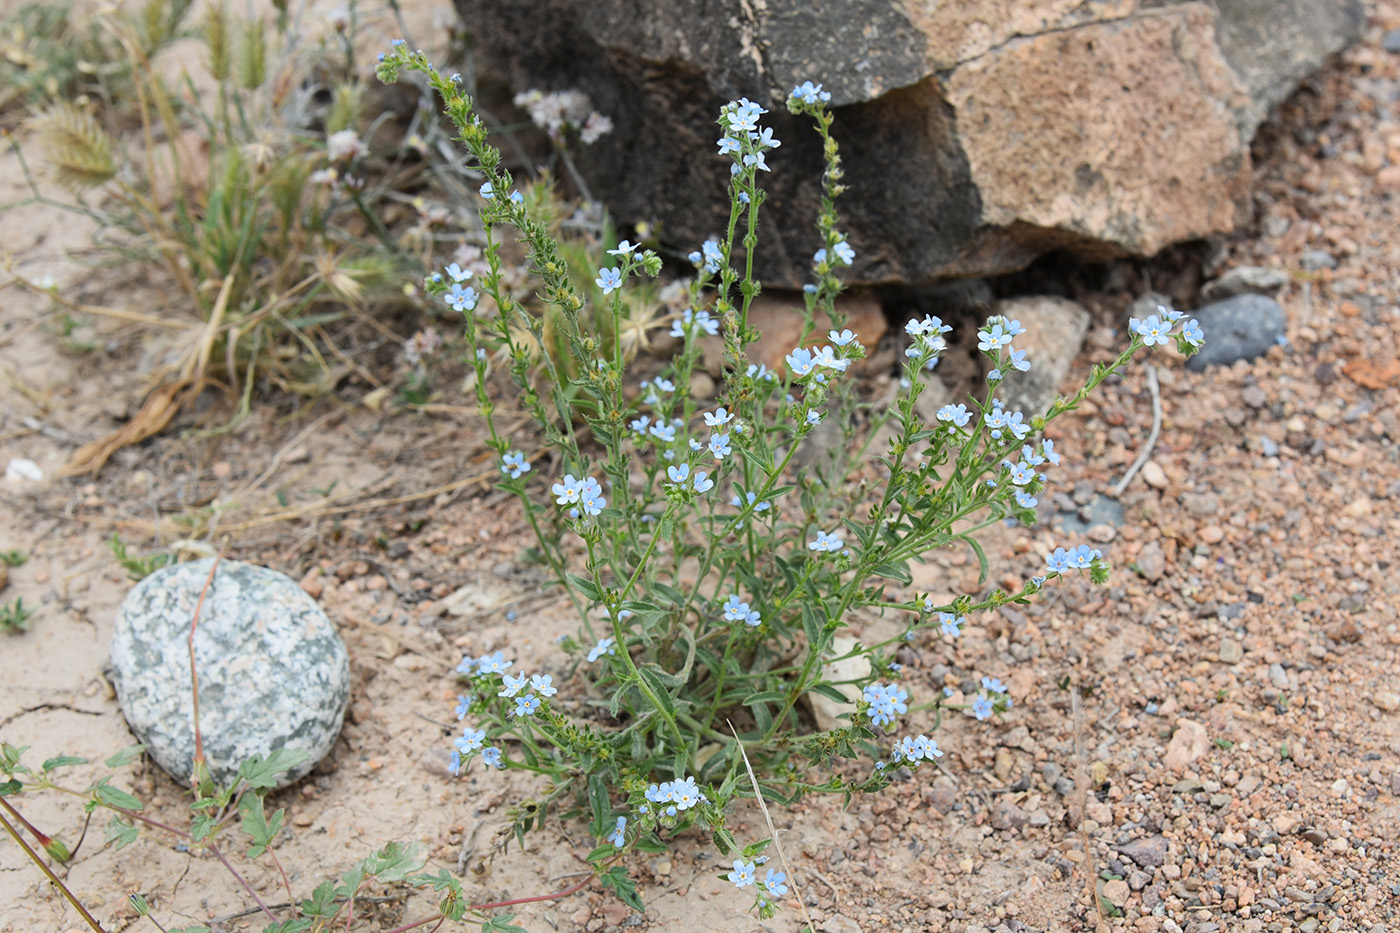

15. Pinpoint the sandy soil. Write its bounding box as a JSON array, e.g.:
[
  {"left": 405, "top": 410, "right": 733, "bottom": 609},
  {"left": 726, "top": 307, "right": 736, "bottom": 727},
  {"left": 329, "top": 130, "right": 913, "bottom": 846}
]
[{"left": 3, "top": 3, "right": 1400, "bottom": 933}]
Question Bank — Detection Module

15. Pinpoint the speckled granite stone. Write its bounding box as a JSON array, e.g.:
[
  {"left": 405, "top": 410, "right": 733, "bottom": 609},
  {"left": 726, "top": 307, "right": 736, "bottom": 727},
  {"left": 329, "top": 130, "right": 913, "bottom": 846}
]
[{"left": 109, "top": 559, "right": 349, "bottom": 788}]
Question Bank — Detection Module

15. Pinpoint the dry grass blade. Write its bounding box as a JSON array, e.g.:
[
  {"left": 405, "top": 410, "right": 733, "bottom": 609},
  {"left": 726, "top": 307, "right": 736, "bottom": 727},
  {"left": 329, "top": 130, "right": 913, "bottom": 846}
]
[
  {"left": 60, "top": 378, "right": 190, "bottom": 476},
  {"left": 31, "top": 103, "right": 117, "bottom": 191},
  {"left": 726, "top": 721, "right": 816, "bottom": 933}
]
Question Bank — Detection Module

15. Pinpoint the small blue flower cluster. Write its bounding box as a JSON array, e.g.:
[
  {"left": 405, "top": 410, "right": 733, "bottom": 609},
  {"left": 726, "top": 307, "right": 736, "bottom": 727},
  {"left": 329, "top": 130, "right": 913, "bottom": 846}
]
[
  {"left": 1132, "top": 305, "right": 1203, "bottom": 348},
  {"left": 862, "top": 681, "right": 908, "bottom": 728},
  {"left": 1045, "top": 544, "right": 1102, "bottom": 573},
  {"left": 644, "top": 775, "right": 703, "bottom": 816},
  {"left": 889, "top": 733, "right": 943, "bottom": 764},
  {"left": 722, "top": 593, "right": 762, "bottom": 627},
  {"left": 971, "top": 676, "right": 1012, "bottom": 721}
]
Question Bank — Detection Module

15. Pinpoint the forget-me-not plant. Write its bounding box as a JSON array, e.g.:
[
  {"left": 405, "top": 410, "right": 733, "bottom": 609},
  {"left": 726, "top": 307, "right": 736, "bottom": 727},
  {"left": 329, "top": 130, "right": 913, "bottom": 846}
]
[{"left": 375, "top": 44, "right": 1204, "bottom": 922}]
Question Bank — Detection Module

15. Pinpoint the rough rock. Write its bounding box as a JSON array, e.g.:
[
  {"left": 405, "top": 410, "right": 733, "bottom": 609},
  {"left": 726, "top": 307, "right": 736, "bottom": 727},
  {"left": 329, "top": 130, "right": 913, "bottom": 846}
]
[
  {"left": 1164, "top": 718, "right": 1210, "bottom": 771},
  {"left": 109, "top": 559, "right": 351, "bottom": 788},
  {"left": 991, "top": 798, "right": 1029, "bottom": 832},
  {"left": 457, "top": 0, "right": 1362, "bottom": 287},
  {"left": 992, "top": 296, "right": 1091, "bottom": 418},
  {"left": 807, "top": 635, "right": 872, "bottom": 732},
  {"left": 1119, "top": 834, "right": 1170, "bottom": 869},
  {"left": 1200, "top": 265, "right": 1291, "bottom": 301},
  {"left": 1184, "top": 294, "right": 1288, "bottom": 372},
  {"left": 1219, "top": 638, "right": 1244, "bottom": 665}
]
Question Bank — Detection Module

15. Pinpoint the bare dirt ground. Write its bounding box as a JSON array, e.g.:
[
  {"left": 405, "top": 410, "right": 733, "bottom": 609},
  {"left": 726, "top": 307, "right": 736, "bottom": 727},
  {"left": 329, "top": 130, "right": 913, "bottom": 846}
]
[{"left": 4, "top": 4, "right": 1400, "bottom": 933}]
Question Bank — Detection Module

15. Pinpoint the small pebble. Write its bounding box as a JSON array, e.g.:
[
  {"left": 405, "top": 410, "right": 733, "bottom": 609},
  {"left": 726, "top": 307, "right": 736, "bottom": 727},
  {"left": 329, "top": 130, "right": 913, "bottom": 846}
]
[{"left": 1219, "top": 638, "right": 1243, "bottom": 665}]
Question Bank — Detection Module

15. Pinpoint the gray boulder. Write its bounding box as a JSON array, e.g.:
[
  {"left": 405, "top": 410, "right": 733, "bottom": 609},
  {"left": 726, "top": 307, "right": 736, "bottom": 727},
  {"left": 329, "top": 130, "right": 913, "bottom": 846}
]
[
  {"left": 1182, "top": 293, "right": 1287, "bottom": 372},
  {"left": 455, "top": 0, "right": 1361, "bottom": 288},
  {"left": 109, "top": 559, "right": 350, "bottom": 788}
]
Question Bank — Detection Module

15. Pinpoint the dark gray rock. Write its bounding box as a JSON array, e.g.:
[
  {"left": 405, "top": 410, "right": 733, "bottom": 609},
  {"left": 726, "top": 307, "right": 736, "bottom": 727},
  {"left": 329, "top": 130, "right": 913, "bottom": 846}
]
[
  {"left": 1385, "top": 29, "right": 1400, "bottom": 53},
  {"left": 1183, "top": 294, "right": 1287, "bottom": 372},
  {"left": 109, "top": 559, "right": 350, "bottom": 788},
  {"left": 1118, "top": 834, "right": 1170, "bottom": 869},
  {"left": 455, "top": 0, "right": 1362, "bottom": 288}
]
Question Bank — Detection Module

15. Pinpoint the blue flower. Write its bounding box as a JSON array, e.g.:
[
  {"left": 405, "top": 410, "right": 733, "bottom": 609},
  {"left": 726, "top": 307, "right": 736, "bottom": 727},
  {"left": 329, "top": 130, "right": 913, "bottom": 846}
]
[
  {"left": 1134, "top": 315, "right": 1170, "bottom": 346},
  {"left": 806, "top": 410, "right": 822, "bottom": 426},
  {"left": 630, "top": 415, "right": 651, "bottom": 435},
  {"left": 587, "top": 637, "right": 616, "bottom": 662},
  {"left": 742, "top": 151, "right": 770, "bottom": 172},
  {"left": 448, "top": 750, "right": 462, "bottom": 775},
  {"left": 809, "top": 530, "right": 843, "bottom": 552},
  {"left": 530, "top": 674, "right": 558, "bottom": 697},
  {"left": 498, "top": 672, "right": 528, "bottom": 697},
  {"left": 606, "top": 816, "right": 627, "bottom": 847},
  {"left": 717, "top": 136, "right": 742, "bottom": 156},
  {"left": 936, "top": 403, "right": 971, "bottom": 427},
  {"left": 553, "top": 474, "right": 582, "bottom": 505},
  {"left": 763, "top": 868, "right": 788, "bottom": 897},
  {"left": 938, "top": 612, "right": 964, "bottom": 637},
  {"left": 1068, "top": 544, "right": 1101, "bottom": 568},
  {"left": 1015, "top": 489, "right": 1038, "bottom": 509},
  {"left": 509, "top": 190, "right": 523, "bottom": 204},
  {"left": 832, "top": 240, "right": 855, "bottom": 265},
  {"left": 1008, "top": 348, "right": 1030, "bottom": 372},
  {"left": 1009, "top": 462, "right": 1037, "bottom": 486},
  {"left": 1020, "top": 444, "right": 1046, "bottom": 467},
  {"left": 1181, "top": 319, "right": 1204, "bottom": 347},
  {"left": 785, "top": 347, "right": 817, "bottom": 377},
  {"left": 455, "top": 655, "right": 475, "bottom": 675},
  {"left": 1004, "top": 410, "right": 1030, "bottom": 440},
  {"left": 972, "top": 696, "right": 994, "bottom": 720},
  {"left": 501, "top": 451, "right": 531, "bottom": 478},
  {"left": 475, "top": 651, "right": 512, "bottom": 676},
  {"left": 1045, "top": 547, "right": 1072, "bottom": 573},
  {"left": 754, "top": 126, "right": 781, "bottom": 149},
  {"left": 1041, "top": 438, "right": 1061, "bottom": 465},
  {"left": 667, "top": 463, "right": 691, "bottom": 484},
  {"left": 977, "top": 323, "right": 1012, "bottom": 351},
  {"left": 595, "top": 267, "right": 622, "bottom": 294},
  {"left": 704, "top": 407, "right": 734, "bottom": 427},
  {"left": 828, "top": 329, "right": 858, "bottom": 348},
  {"left": 731, "top": 490, "right": 772, "bottom": 513},
  {"left": 982, "top": 676, "right": 1007, "bottom": 694},
  {"left": 479, "top": 181, "right": 494, "bottom": 199},
  {"left": 454, "top": 695, "right": 472, "bottom": 720},
  {"left": 608, "top": 240, "right": 637, "bottom": 256},
  {"left": 693, "top": 471, "right": 715, "bottom": 494},
  {"left": 480, "top": 746, "right": 503, "bottom": 769},
  {"left": 578, "top": 476, "right": 607, "bottom": 516},
  {"left": 790, "top": 81, "right": 831, "bottom": 104},
  {"left": 727, "top": 859, "right": 757, "bottom": 888},
  {"left": 747, "top": 362, "right": 774, "bottom": 381},
  {"left": 1030, "top": 575, "right": 1047, "bottom": 589},
  {"left": 701, "top": 239, "right": 723, "bottom": 273},
  {"left": 455, "top": 727, "right": 486, "bottom": 754},
  {"left": 708, "top": 433, "right": 732, "bottom": 459},
  {"left": 445, "top": 283, "right": 478, "bottom": 312},
  {"left": 650, "top": 422, "right": 677, "bottom": 443},
  {"left": 670, "top": 776, "right": 702, "bottom": 810},
  {"left": 512, "top": 694, "right": 541, "bottom": 717},
  {"left": 444, "top": 262, "right": 472, "bottom": 283}
]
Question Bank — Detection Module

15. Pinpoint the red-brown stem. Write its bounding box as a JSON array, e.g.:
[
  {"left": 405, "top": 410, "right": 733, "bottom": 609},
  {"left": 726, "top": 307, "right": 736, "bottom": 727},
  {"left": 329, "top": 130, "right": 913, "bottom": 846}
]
[
  {"left": 0, "top": 794, "right": 53, "bottom": 846},
  {"left": 207, "top": 843, "right": 280, "bottom": 924},
  {"left": 0, "top": 807, "right": 110, "bottom": 933},
  {"left": 187, "top": 550, "right": 224, "bottom": 789},
  {"left": 268, "top": 847, "right": 296, "bottom": 912},
  {"left": 381, "top": 873, "right": 598, "bottom": 933}
]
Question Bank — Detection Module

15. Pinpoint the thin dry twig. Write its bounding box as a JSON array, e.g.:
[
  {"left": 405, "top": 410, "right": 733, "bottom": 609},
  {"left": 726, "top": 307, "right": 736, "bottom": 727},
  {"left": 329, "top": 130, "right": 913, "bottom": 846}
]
[
  {"left": 727, "top": 721, "right": 817, "bottom": 933},
  {"left": 1110, "top": 364, "right": 1161, "bottom": 497}
]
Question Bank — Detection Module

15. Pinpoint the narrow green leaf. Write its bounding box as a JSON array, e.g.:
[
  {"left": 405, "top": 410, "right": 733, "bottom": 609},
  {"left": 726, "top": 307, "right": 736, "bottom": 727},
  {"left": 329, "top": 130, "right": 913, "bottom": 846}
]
[
  {"left": 808, "top": 683, "right": 850, "bottom": 704},
  {"left": 95, "top": 781, "right": 143, "bottom": 811},
  {"left": 103, "top": 744, "right": 146, "bottom": 768},
  {"left": 41, "top": 756, "right": 88, "bottom": 772},
  {"left": 565, "top": 573, "right": 600, "bottom": 602}
]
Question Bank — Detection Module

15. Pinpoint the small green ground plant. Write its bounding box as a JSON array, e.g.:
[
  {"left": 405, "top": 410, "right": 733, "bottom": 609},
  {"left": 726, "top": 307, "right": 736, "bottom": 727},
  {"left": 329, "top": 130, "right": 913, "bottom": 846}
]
[{"left": 376, "top": 44, "right": 1206, "bottom": 922}]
